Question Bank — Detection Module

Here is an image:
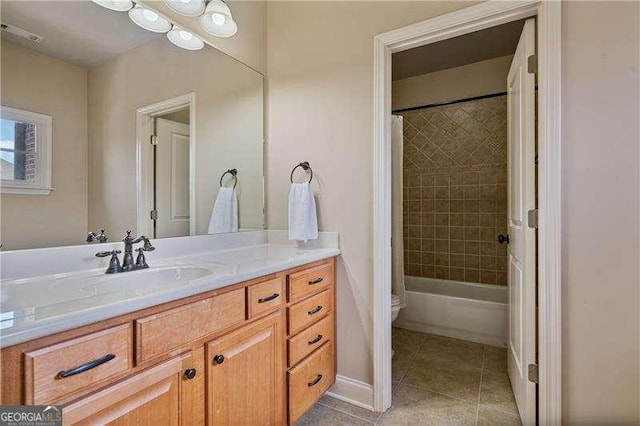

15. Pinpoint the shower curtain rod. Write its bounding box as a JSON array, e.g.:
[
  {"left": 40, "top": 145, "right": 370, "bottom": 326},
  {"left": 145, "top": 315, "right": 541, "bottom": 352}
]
[{"left": 392, "top": 91, "right": 507, "bottom": 114}]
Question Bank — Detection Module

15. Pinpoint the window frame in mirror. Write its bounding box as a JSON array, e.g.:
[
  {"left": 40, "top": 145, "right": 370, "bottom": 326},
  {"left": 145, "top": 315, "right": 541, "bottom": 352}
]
[{"left": 0, "top": 106, "right": 53, "bottom": 195}]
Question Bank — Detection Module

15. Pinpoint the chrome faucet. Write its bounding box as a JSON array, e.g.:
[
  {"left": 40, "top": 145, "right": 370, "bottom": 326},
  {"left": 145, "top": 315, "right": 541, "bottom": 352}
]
[
  {"left": 86, "top": 229, "right": 108, "bottom": 243},
  {"left": 95, "top": 231, "right": 155, "bottom": 274}
]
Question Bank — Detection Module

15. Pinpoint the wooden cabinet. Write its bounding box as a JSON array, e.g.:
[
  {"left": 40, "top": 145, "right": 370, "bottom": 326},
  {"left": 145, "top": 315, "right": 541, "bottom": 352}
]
[
  {"left": 62, "top": 353, "right": 187, "bottom": 425},
  {"left": 206, "top": 311, "right": 285, "bottom": 425},
  {"left": 135, "top": 289, "right": 245, "bottom": 363},
  {"left": 1, "top": 257, "right": 337, "bottom": 425},
  {"left": 288, "top": 342, "right": 335, "bottom": 422},
  {"left": 286, "top": 259, "right": 336, "bottom": 424},
  {"left": 24, "top": 324, "right": 132, "bottom": 405}
]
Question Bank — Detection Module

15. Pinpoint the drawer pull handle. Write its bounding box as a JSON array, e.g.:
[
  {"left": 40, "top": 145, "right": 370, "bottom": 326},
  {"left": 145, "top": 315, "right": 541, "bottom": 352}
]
[
  {"left": 308, "top": 374, "right": 323, "bottom": 387},
  {"left": 308, "top": 278, "right": 324, "bottom": 285},
  {"left": 258, "top": 293, "right": 280, "bottom": 303},
  {"left": 184, "top": 368, "right": 197, "bottom": 380},
  {"left": 213, "top": 354, "right": 225, "bottom": 364},
  {"left": 308, "top": 334, "right": 323, "bottom": 345},
  {"left": 308, "top": 305, "right": 323, "bottom": 315},
  {"left": 56, "top": 353, "right": 116, "bottom": 379}
]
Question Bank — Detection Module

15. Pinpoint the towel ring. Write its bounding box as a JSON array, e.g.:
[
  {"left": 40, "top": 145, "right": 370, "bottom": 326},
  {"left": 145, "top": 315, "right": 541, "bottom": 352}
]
[
  {"left": 219, "top": 169, "right": 238, "bottom": 189},
  {"left": 290, "top": 162, "right": 313, "bottom": 183}
]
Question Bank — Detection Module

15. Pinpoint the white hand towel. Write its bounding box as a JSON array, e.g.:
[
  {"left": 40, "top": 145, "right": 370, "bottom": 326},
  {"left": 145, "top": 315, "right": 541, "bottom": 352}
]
[
  {"left": 288, "top": 182, "right": 318, "bottom": 241},
  {"left": 208, "top": 187, "right": 238, "bottom": 234}
]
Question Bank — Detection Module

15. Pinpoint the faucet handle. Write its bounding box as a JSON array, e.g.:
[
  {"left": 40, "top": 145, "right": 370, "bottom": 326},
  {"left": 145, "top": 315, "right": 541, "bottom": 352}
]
[
  {"left": 139, "top": 236, "right": 155, "bottom": 252},
  {"left": 96, "top": 250, "right": 121, "bottom": 258},
  {"left": 135, "top": 247, "right": 149, "bottom": 269},
  {"left": 95, "top": 250, "right": 122, "bottom": 274}
]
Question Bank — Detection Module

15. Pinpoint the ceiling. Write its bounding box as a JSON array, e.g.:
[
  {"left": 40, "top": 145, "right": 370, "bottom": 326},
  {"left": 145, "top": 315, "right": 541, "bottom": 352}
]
[
  {"left": 0, "top": 1, "right": 161, "bottom": 69},
  {"left": 392, "top": 20, "right": 526, "bottom": 81}
]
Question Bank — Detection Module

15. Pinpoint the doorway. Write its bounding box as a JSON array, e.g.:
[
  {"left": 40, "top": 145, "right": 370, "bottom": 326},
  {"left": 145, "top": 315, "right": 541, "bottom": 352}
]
[
  {"left": 154, "top": 110, "right": 190, "bottom": 238},
  {"left": 136, "top": 93, "right": 196, "bottom": 239},
  {"left": 387, "top": 18, "right": 532, "bottom": 424},
  {"left": 372, "top": 1, "right": 561, "bottom": 423}
]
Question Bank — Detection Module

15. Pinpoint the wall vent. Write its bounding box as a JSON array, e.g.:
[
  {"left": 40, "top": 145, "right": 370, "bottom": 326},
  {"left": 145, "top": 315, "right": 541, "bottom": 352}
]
[{"left": 1, "top": 23, "right": 44, "bottom": 44}]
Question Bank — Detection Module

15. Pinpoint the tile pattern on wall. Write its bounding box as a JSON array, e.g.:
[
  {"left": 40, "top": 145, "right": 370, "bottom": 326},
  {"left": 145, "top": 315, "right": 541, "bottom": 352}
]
[{"left": 400, "top": 96, "right": 508, "bottom": 285}]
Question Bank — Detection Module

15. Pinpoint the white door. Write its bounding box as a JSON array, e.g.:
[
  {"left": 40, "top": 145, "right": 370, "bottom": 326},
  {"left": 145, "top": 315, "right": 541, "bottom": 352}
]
[
  {"left": 507, "top": 18, "right": 537, "bottom": 424},
  {"left": 155, "top": 118, "right": 190, "bottom": 238}
]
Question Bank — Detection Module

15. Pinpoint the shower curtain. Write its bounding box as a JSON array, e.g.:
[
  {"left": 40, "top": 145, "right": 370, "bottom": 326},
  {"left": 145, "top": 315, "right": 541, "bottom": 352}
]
[{"left": 391, "top": 115, "right": 406, "bottom": 307}]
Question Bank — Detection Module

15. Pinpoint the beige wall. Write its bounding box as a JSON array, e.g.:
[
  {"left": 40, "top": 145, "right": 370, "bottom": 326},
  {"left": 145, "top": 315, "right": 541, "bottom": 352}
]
[
  {"left": 266, "top": 0, "right": 475, "bottom": 386},
  {"left": 562, "top": 1, "right": 639, "bottom": 423},
  {"left": 0, "top": 41, "right": 88, "bottom": 250},
  {"left": 392, "top": 55, "right": 512, "bottom": 111},
  {"left": 140, "top": 0, "right": 266, "bottom": 74},
  {"left": 88, "top": 38, "right": 263, "bottom": 239}
]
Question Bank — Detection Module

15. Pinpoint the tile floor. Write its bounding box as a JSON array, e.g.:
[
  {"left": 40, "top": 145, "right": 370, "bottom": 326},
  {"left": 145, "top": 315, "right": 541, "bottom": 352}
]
[{"left": 296, "top": 328, "right": 522, "bottom": 425}]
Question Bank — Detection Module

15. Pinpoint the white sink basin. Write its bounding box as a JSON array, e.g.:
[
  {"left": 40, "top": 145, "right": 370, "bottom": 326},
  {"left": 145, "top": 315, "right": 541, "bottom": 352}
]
[
  {"left": 1, "top": 266, "right": 214, "bottom": 313},
  {"left": 81, "top": 267, "right": 213, "bottom": 294}
]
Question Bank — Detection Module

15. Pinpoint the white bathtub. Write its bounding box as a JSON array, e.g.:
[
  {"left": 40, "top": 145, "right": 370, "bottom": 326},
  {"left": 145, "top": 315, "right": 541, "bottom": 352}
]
[{"left": 394, "top": 276, "right": 507, "bottom": 347}]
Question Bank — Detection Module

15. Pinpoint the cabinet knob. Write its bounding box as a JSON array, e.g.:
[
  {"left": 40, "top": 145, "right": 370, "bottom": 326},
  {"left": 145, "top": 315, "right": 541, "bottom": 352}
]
[
  {"left": 184, "top": 368, "right": 197, "bottom": 380},
  {"left": 213, "top": 354, "right": 225, "bottom": 364}
]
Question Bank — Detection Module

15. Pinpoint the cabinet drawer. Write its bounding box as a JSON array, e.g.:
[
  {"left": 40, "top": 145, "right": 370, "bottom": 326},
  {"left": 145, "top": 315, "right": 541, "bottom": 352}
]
[
  {"left": 288, "top": 289, "right": 332, "bottom": 336},
  {"left": 63, "top": 353, "right": 187, "bottom": 425},
  {"left": 288, "top": 341, "right": 335, "bottom": 423},
  {"left": 24, "top": 324, "right": 132, "bottom": 404},
  {"left": 288, "top": 262, "right": 333, "bottom": 302},
  {"left": 288, "top": 315, "right": 333, "bottom": 368},
  {"left": 136, "top": 289, "right": 245, "bottom": 362},
  {"left": 247, "top": 277, "right": 285, "bottom": 319}
]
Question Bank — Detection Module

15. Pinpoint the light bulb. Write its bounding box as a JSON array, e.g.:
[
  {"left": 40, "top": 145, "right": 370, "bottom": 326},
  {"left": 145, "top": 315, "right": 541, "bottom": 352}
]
[
  {"left": 142, "top": 9, "right": 159, "bottom": 22},
  {"left": 180, "top": 0, "right": 190, "bottom": 3},
  {"left": 211, "top": 12, "right": 226, "bottom": 26},
  {"left": 179, "top": 30, "right": 193, "bottom": 41}
]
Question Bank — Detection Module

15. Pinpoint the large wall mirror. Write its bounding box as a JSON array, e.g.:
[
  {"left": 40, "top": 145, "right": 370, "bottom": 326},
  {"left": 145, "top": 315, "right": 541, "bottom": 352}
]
[{"left": 0, "top": 0, "right": 264, "bottom": 251}]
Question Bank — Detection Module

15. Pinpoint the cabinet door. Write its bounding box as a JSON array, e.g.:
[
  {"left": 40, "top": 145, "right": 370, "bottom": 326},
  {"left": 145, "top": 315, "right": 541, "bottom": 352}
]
[
  {"left": 207, "top": 311, "right": 285, "bottom": 425},
  {"left": 62, "top": 353, "right": 188, "bottom": 425}
]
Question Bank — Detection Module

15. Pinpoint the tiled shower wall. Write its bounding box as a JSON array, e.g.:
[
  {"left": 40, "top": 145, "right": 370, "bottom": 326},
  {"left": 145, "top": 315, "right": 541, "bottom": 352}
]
[{"left": 400, "top": 96, "right": 508, "bottom": 285}]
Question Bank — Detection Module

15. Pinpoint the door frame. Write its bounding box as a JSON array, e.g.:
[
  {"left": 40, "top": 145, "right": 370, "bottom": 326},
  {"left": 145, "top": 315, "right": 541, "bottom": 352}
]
[
  {"left": 136, "top": 93, "right": 196, "bottom": 237},
  {"left": 372, "top": 1, "right": 561, "bottom": 423}
]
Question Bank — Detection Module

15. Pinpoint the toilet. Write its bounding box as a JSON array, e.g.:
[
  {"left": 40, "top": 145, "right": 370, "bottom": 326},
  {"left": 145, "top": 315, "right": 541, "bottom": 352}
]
[
  {"left": 391, "top": 293, "right": 403, "bottom": 323},
  {"left": 391, "top": 294, "right": 405, "bottom": 358}
]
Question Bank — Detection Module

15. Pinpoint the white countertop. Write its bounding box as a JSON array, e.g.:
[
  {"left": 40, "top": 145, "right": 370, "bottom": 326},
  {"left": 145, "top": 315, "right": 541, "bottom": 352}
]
[{"left": 0, "top": 232, "right": 339, "bottom": 348}]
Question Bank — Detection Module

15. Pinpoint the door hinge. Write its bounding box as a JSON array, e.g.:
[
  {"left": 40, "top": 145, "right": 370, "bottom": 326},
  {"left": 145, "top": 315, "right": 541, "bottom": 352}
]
[
  {"left": 150, "top": 209, "right": 158, "bottom": 220},
  {"left": 528, "top": 209, "right": 539, "bottom": 229},
  {"left": 527, "top": 54, "right": 537, "bottom": 74},
  {"left": 528, "top": 363, "right": 539, "bottom": 383},
  {"left": 150, "top": 135, "right": 158, "bottom": 145}
]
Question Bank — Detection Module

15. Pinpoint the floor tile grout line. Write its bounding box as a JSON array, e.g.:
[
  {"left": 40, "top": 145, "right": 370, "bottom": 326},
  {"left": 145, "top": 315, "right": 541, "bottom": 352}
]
[
  {"left": 315, "top": 402, "right": 376, "bottom": 425},
  {"left": 317, "top": 400, "right": 380, "bottom": 424},
  {"left": 399, "top": 382, "right": 481, "bottom": 407},
  {"left": 475, "top": 347, "right": 486, "bottom": 425}
]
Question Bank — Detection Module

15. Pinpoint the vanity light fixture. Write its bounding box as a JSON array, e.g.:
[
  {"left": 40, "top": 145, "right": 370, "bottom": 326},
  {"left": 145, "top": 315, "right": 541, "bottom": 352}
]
[
  {"left": 128, "top": 4, "right": 172, "bottom": 33},
  {"left": 167, "top": 25, "right": 204, "bottom": 50},
  {"left": 91, "top": 0, "right": 134, "bottom": 12},
  {"left": 163, "top": 0, "right": 206, "bottom": 17},
  {"left": 199, "top": 0, "right": 237, "bottom": 38}
]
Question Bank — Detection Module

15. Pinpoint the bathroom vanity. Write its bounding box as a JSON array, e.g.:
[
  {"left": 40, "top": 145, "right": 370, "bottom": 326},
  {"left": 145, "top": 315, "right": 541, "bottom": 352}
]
[{"left": 0, "top": 233, "right": 339, "bottom": 424}]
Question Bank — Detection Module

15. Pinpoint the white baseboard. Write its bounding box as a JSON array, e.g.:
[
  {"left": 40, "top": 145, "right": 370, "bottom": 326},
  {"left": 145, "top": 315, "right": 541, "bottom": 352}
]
[{"left": 326, "top": 374, "right": 375, "bottom": 411}]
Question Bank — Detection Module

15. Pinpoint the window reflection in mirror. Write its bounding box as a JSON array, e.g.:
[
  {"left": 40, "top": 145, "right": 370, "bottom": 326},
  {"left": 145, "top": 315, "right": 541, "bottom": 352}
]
[{"left": 0, "top": 118, "right": 36, "bottom": 182}]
